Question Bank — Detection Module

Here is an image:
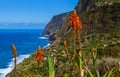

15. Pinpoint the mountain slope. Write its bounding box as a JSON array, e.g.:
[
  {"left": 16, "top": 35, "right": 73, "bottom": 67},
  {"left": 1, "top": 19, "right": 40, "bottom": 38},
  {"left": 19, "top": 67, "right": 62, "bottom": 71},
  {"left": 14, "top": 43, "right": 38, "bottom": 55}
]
[{"left": 43, "top": 0, "right": 120, "bottom": 39}]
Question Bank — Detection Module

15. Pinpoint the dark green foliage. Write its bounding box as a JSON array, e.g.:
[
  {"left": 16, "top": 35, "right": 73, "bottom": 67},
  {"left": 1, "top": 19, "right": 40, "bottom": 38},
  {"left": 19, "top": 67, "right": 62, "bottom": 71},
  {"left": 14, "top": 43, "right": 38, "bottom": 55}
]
[
  {"left": 80, "top": 3, "right": 120, "bottom": 33},
  {"left": 97, "top": 46, "right": 120, "bottom": 58}
]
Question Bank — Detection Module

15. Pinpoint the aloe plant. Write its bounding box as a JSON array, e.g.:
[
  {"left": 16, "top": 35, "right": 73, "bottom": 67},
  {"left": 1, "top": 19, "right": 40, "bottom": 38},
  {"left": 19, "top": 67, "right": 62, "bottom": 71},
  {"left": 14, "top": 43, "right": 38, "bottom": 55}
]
[
  {"left": 47, "top": 55, "right": 54, "bottom": 77},
  {"left": 75, "top": 55, "right": 83, "bottom": 76},
  {"left": 85, "top": 49, "right": 116, "bottom": 77},
  {"left": 85, "top": 66, "right": 116, "bottom": 77},
  {"left": 103, "top": 67, "right": 116, "bottom": 77},
  {"left": 93, "top": 49, "right": 97, "bottom": 77}
]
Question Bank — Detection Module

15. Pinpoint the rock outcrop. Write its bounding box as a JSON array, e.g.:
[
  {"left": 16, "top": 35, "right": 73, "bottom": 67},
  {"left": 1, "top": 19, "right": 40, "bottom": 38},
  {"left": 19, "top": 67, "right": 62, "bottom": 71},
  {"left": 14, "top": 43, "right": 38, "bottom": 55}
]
[{"left": 42, "top": 13, "right": 67, "bottom": 36}]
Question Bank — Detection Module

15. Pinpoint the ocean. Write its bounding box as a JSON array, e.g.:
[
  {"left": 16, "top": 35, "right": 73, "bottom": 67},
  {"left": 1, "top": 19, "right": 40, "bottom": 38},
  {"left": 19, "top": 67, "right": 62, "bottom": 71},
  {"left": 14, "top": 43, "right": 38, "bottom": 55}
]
[{"left": 0, "top": 29, "right": 50, "bottom": 77}]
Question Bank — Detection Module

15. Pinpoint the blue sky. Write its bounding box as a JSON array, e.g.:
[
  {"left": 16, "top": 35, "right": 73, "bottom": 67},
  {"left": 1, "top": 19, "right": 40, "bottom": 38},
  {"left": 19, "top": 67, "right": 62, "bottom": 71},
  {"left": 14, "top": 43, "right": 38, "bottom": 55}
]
[{"left": 0, "top": 0, "right": 78, "bottom": 29}]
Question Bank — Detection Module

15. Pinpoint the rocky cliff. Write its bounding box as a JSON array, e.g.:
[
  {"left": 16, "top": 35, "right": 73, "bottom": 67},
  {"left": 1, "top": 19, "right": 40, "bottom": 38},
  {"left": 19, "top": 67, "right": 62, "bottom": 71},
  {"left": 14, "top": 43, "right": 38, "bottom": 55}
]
[
  {"left": 42, "top": 13, "right": 67, "bottom": 36},
  {"left": 42, "top": 0, "right": 96, "bottom": 41},
  {"left": 42, "top": 0, "right": 95, "bottom": 37},
  {"left": 43, "top": 0, "right": 120, "bottom": 42}
]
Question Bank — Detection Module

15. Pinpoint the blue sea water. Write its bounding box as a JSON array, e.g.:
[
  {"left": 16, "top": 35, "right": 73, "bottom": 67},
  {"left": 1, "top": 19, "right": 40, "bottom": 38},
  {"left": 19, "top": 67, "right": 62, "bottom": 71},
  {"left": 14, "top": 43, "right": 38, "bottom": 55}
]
[{"left": 0, "top": 29, "right": 50, "bottom": 77}]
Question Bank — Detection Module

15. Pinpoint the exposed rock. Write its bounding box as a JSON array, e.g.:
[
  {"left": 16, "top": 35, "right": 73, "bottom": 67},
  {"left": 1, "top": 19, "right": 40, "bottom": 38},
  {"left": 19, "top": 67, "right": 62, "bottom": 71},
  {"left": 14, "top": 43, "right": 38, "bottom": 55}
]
[
  {"left": 49, "top": 33, "right": 56, "bottom": 41},
  {"left": 42, "top": 12, "right": 68, "bottom": 36},
  {"left": 43, "top": 0, "right": 96, "bottom": 37}
]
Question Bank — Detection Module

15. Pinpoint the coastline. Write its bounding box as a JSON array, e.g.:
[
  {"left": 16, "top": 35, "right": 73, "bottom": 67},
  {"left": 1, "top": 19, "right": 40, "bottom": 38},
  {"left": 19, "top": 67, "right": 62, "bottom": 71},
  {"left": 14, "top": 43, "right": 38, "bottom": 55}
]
[
  {"left": 4, "top": 36, "right": 50, "bottom": 77},
  {"left": 0, "top": 54, "right": 30, "bottom": 77}
]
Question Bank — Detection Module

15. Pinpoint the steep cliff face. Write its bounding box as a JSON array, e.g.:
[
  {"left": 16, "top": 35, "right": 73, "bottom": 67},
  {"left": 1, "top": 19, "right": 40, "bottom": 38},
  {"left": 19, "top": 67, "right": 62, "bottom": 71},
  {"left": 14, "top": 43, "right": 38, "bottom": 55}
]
[
  {"left": 46, "top": 0, "right": 120, "bottom": 43},
  {"left": 75, "top": 0, "right": 95, "bottom": 13},
  {"left": 42, "top": 0, "right": 95, "bottom": 37},
  {"left": 42, "top": 0, "right": 95, "bottom": 38},
  {"left": 42, "top": 13, "right": 67, "bottom": 36},
  {"left": 43, "top": 0, "right": 120, "bottom": 42}
]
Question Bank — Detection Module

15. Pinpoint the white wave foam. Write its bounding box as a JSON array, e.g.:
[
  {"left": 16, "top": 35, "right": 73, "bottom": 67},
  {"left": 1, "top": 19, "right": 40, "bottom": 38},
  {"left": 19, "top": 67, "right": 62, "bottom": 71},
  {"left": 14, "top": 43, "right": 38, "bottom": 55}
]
[
  {"left": 44, "top": 43, "right": 50, "bottom": 48},
  {"left": 38, "top": 36, "right": 48, "bottom": 39},
  {"left": 0, "top": 54, "right": 30, "bottom": 77}
]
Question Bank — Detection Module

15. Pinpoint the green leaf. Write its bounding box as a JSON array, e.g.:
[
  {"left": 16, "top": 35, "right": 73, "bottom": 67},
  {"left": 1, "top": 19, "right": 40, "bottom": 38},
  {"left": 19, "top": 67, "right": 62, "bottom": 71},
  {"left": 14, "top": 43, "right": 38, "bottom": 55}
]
[
  {"left": 64, "top": 73, "right": 69, "bottom": 77},
  {"left": 85, "top": 67, "right": 94, "bottom": 77},
  {"left": 93, "top": 50, "right": 97, "bottom": 61},
  {"left": 79, "top": 57, "right": 83, "bottom": 71},
  {"left": 107, "top": 68, "right": 115, "bottom": 77},
  {"left": 96, "top": 70, "right": 100, "bottom": 77},
  {"left": 103, "top": 71, "right": 108, "bottom": 77},
  {"left": 103, "top": 68, "right": 115, "bottom": 77},
  {"left": 75, "top": 56, "right": 83, "bottom": 71},
  {"left": 47, "top": 55, "right": 54, "bottom": 77}
]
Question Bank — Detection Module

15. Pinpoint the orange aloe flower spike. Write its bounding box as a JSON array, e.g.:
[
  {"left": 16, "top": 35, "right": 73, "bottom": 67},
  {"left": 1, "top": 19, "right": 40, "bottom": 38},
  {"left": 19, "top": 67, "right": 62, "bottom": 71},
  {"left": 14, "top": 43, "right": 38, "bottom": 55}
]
[
  {"left": 63, "top": 40, "right": 67, "bottom": 48},
  {"left": 73, "top": 21, "right": 77, "bottom": 31},
  {"left": 12, "top": 44, "right": 17, "bottom": 58}
]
